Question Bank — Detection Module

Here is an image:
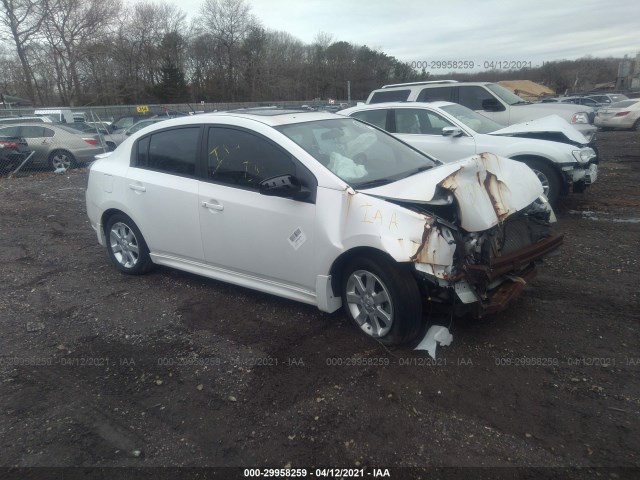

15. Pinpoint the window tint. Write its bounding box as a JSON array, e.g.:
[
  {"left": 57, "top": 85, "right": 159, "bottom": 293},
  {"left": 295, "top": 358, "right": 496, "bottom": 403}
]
[
  {"left": 136, "top": 127, "right": 199, "bottom": 176},
  {"left": 394, "top": 109, "right": 454, "bottom": 134},
  {"left": 43, "top": 127, "right": 54, "bottom": 138},
  {"left": 416, "top": 86, "right": 454, "bottom": 102},
  {"left": 0, "top": 126, "right": 20, "bottom": 136},
  {"left": 207, "top": 127, "right": 295, "bottom": 189},
  {"left": 350, "top": 110, "right": 387, "bottom": 129},
  {"left": 458, "top": 86, "right": 496, "bottom": 110},
  {"left": 369, "top": 89, "right": 411, "bottom": 103},
  {"left": 20, "top": 126, "right": 46, "bottom": 138}
]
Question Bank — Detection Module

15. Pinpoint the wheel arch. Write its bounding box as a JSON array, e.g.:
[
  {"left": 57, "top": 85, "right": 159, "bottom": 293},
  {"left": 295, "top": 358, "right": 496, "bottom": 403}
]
[
  {"left": 509, "top": 154, "right": 568, "bottom": 195},
  {"left": 328, "top": 246, "right": 412, "bottom": 298}
]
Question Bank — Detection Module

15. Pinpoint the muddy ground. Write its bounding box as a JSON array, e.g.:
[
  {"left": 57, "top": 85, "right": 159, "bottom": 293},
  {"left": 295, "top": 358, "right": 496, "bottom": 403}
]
[{"left": 0, "top": 131, "right": 638, "bottom": 479}]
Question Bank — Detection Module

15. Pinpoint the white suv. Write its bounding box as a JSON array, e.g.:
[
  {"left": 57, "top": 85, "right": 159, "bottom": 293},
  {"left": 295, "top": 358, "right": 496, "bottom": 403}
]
[{"left": 366, "top": 80, "right": 597, "bottom": 140}]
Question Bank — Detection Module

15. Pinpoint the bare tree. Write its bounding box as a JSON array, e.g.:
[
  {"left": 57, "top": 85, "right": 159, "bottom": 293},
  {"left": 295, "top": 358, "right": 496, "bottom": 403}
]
[
  {"left": 40, "top": 0, "right": 121, "bottom": 105},
  {"left": 197, "top": 0, "right": 255, "bottom": 101},
  {"left": 0, "top": 0, "right": 45, "bottom": 103}
]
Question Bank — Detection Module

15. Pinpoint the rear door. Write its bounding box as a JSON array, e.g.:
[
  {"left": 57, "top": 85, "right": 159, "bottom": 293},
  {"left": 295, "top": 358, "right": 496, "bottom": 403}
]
[{"left": 124, "top": 126, "right": 204, "bottom": 261}]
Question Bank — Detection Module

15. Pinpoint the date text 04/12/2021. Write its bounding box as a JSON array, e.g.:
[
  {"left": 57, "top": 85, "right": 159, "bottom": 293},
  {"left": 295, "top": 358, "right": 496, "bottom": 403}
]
[
  {"left": 243, "top": 468, "right": 392, "bottom": 477},
  {"left": 409, "top": 60, "right": 536, "bottom": 70}
]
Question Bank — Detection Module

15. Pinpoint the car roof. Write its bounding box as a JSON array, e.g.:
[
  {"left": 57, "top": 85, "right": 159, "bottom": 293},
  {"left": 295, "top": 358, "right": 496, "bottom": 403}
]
[
  {"left": 200, "top": 109, "right": 341, "bottom": 126},
  {"left": 343, "top": 101, "right": 457, "bottom": 110}
]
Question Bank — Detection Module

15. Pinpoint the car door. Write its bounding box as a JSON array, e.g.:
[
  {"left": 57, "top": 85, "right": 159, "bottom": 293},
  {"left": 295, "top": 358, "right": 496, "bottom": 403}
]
[
  {"left": 392, "top": 108, "right": 476, "bottom": 163},
  {"left": 124, "top": 126, "right": 204, "bottom": 261},
  {"left": 198, "top": 125, "right": 318, "bottom": 291},
  {"left": 16, "top": 125, "right": 50, "bottom": 164}
]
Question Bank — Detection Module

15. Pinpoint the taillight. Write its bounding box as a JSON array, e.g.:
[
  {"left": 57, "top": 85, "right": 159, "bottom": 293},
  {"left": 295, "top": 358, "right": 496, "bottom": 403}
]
[
  {"left": 0, "top": 140, "right": 18, "bottom": 148},
  {"left": 83, "top": 138, "right": 99, "bottom": 145},
  {"left": 614, "top": 111, "right": 630, "bottom": 117}
]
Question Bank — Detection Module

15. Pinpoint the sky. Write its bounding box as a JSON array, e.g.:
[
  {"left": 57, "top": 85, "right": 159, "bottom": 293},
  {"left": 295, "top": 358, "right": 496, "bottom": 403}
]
[{"left": 126, "top": 0, "right": 640, "bottom": 71}]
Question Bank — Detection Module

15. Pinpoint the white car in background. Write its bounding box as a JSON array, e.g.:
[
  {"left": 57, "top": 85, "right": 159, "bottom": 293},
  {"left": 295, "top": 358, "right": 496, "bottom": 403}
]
[
  {"left": 341, "top": 102, "right": 598, "bottom": 204},
  {"left": 594, "top": 99, "right": 640, "bottom": 131},
  {"left": 86, "top": 109, "right": 562, "bottom": 346}
]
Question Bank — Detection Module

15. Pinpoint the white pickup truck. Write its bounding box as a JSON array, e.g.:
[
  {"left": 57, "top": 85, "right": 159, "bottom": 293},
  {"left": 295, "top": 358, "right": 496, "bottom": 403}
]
[{"left": 366, "top": 80, "right": 597, "bottom": 141}]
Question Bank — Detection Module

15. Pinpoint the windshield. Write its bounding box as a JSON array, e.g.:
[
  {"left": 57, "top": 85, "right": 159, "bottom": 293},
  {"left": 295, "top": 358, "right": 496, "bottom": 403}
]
[
  {"left": 486, "top": 83, "right": 529, "bottom": 105},
  {"left": 440, "top": 104, "right": 504, "bottom": 134},
  {"left": 276, "top": 118, "right": 437, "bottom": 188}
]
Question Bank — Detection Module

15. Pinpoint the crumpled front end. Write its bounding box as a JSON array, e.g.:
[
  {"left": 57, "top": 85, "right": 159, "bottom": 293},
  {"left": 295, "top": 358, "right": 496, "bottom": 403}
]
[
  {"left": 406, "top": 197, "right": 563, "bottom": 316},
  {"left": 363, "top": 153, "right": 564, "bottom": 316},
  {"left": 366, "top": 153, "right": 563, "bottom": 317}
]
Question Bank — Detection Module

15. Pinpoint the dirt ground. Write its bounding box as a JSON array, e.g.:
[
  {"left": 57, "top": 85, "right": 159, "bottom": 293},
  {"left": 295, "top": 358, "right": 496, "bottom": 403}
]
[{"left": 0, "top": 131, "right": 638, "bottom": 479}]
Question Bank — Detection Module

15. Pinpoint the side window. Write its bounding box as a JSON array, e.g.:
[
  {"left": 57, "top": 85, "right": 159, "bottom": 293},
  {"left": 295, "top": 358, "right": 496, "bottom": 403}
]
[
  {"left": 458, "top": 86, "right": 496, "bottom": 110},
  {"left": 43, "top": 127, "right": 54, "bottom": 138},
  {"left": 416, "top": 86, "right": 454, "bottom": 102},
  {"left": 350, "top": 110, "right": 387, "bottom": 130},
  {"left": 136, "top": 127, "right": 199, "bottom": 176},
  {"left": 394, "top": 109, "right": 454, "bottom": 135},
  {"left": 20, "top": 126, "right": 45, "bottom": 138},
  {"left": 369, "top": 89, "right": 411, "bottom": 103},
  {"left": 207, "top": 127, "right": 296, "bottom": 190},
  {"left": 0, "top": 126, "right": 20, "bottom": 136}
]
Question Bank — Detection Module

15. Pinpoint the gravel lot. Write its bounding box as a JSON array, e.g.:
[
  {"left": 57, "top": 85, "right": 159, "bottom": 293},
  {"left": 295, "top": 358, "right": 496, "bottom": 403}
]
[{"left": 0, "top": 131, "right": 638, "bottom": 479}]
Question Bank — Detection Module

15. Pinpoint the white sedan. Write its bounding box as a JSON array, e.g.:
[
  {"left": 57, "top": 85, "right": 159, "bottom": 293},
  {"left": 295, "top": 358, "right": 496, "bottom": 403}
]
[
  {"left": 594, "top": 99, "right": 640, "bottom": 131},
  {"left": 341, "top": 102, "right": 598, "bottom": 205},
  {"left": 86, "top": 109, "right": 562, "bottom": 345}
]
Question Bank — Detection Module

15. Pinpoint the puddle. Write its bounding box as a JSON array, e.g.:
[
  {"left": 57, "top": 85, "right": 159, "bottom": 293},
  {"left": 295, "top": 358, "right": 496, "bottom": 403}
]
[{"left": 567, "top": 210, "right": 640, "bottom": 223}]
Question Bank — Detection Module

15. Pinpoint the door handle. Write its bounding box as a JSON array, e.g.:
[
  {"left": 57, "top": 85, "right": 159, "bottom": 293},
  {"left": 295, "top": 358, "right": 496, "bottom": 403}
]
[
  {"left": 129, "top": 183, "right": 146, "bottom": 192},
  {"left": 202, "top": 201, "right": 224, "bottom": 211}
]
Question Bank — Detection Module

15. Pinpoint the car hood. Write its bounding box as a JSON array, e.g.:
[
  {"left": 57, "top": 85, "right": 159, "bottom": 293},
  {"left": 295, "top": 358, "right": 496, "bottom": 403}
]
[
  {"left": 489, "top": 114, "right": 588, "bottom": 145},
  {"left": 358, "top": 152, "right": 543, "bottom": 232}
]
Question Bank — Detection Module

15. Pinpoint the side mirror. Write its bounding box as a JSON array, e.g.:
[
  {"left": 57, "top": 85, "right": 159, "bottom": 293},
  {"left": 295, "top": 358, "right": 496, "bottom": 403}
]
[
  {"left": 481, "top": 98, "right": 505, "bottom": 112},
  {"left": 259, "top": 174, "right": 310, "bottom": 200},
  {"left": 442, "top": 126, "right": 463, "bottom": 137}
]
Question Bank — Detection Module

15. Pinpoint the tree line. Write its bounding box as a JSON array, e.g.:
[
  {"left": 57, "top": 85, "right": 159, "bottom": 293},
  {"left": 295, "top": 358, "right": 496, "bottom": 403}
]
[
  {"left": 0, "top": 0, "right": 424, "bottom": 106},
  {"left": 0, "top": 0, "right": 625, "bottom": 107}
]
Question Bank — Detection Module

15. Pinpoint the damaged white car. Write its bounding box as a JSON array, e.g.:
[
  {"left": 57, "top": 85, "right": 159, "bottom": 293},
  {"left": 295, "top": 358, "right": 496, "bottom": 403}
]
[
  {"left": 86, "top": 110, "right": 563, "bottom": 345},
  {"left": 341, "top": 102, "right": 598, "bottom": 205}
]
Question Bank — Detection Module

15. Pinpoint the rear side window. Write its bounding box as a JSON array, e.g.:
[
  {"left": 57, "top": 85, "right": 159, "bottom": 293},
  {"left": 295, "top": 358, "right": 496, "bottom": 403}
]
[
  {"left": 136, "top": 127, "right": 200, "bottom": 176},
  {"left": 0, "top": 126, "right": 20, "bottom": 136},
  {"left": 20, "top": 126, "right": 46, "bottom": 138},
  {"left": 350, "top": 110, "right": 387, "bottom": 129},
  {"left": 416, "top": 86, "right": 454, "bottom": 102},
  {"left": 369, "top": 89, "right": 411, "bottom": 103}
]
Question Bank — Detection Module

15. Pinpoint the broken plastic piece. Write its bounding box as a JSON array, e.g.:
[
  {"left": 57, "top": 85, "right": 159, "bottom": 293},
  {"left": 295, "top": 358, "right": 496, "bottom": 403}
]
[{"left": 414, "top": 325, "right": 453, "bottom": 359}]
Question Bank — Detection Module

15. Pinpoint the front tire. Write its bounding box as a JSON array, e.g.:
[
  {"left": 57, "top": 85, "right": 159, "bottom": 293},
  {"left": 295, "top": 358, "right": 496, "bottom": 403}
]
[
  {"left": 341, "top": 254, "right": 423, "bottom": 346},
  {"left": 105, "top": 214, "right": 153, "bottom": 274},
  {"left": 521, "top": 158, "right": 561, "bottom": 205}
]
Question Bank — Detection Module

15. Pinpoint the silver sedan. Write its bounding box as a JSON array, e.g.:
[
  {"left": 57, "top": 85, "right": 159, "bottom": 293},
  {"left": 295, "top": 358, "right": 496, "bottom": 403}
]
[{"left": 0, "top": 123, "right": 105, "bottom": 171}]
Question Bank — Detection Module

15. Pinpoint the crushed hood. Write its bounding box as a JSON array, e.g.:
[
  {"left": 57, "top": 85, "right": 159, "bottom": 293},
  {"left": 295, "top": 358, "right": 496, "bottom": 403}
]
[
  {"left": 489, "top": 114, "right": 588, "bottom": 145},
  {"left": 359, "top": 152, "right": 543, "bottom": 232}
]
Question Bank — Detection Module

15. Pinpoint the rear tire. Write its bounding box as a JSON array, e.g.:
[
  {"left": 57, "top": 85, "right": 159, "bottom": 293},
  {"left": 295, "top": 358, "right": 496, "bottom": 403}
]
[
  {"left": 341, "top": 254, "right": 423, "bottom": 346},
  {"left": 48, "top": 150, "right": 76, "bottom": 171},
  {"left": 105, "top": 213, "right": 153, "bottom": 275},
  {"left": 632, "top": 119, "right": 640, "bottom": 132},
  {"left": 521, "top": 158, "right": 562, "bottom": 205}
]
